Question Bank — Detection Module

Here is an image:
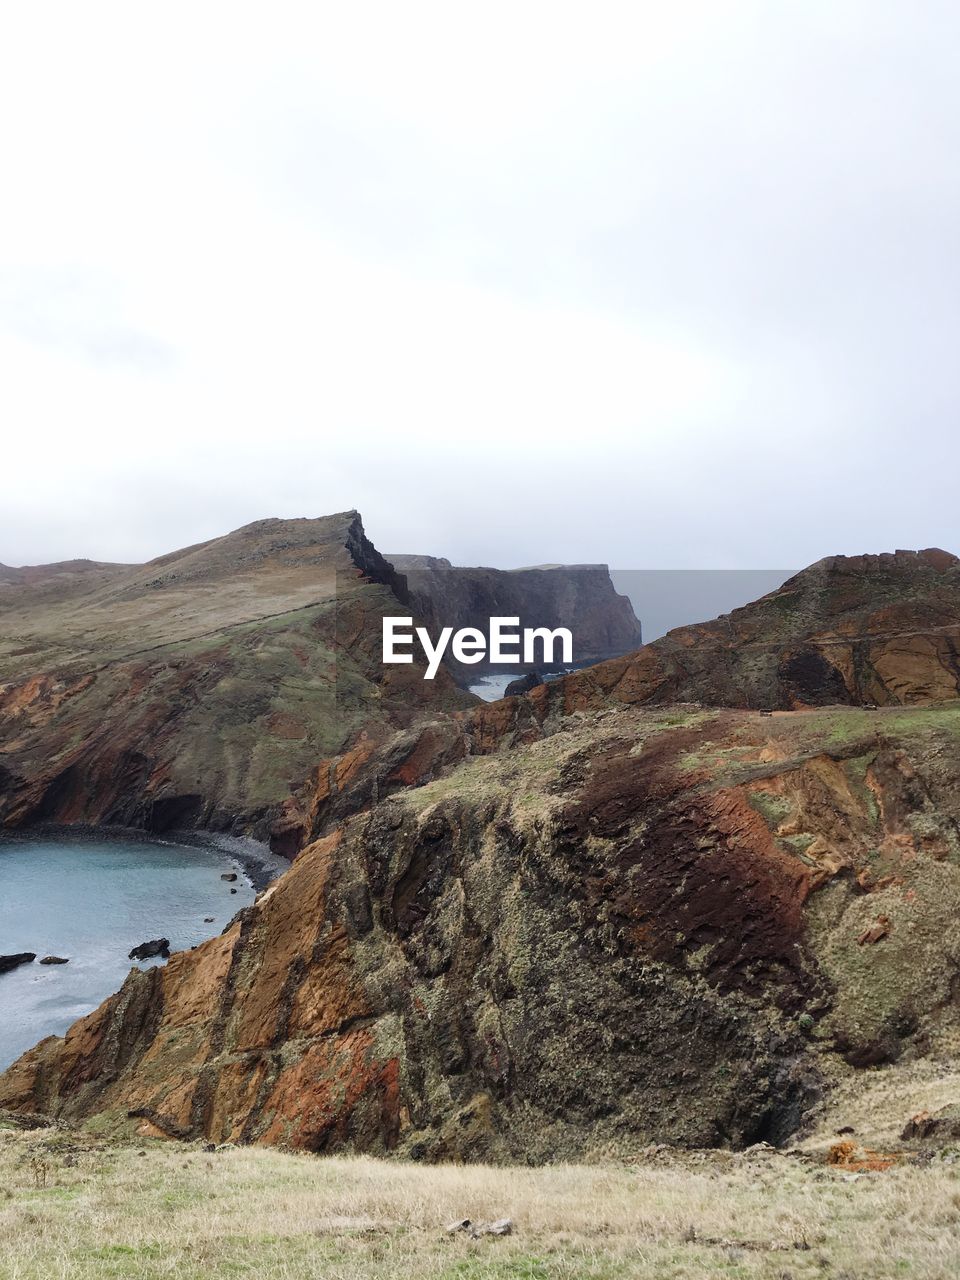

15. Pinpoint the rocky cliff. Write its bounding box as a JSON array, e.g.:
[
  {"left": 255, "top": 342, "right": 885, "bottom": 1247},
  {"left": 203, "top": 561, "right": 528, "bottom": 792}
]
[
  {"left": 5, "top": 694, "right": 960, "bottom": 1158},
  {"left": 271, "top": 547, "right": 960, "bottom": 853},
  {"left": 0, "top": 513, "right": 471, "bottom": 839},
  {"left": 387, "top": 554, "right": 642, "bottom": 680},
  {"left": 0, "top": 518, "right": 642, "bottom": 849},
  {"left": 537, "top": 549, "right": 960, "bottom": 711},
  {"left": 5, "top": 546, "right": 960, "bottom": 1160}
]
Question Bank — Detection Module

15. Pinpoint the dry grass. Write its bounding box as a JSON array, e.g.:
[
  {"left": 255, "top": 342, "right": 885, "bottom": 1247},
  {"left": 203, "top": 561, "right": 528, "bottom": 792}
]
[
  {"left": 797, "top": 1057, "right": 960, "bottom": 1156},
  {"left": 1, "top": 1127, "right": 959, "bottom": 1279}
]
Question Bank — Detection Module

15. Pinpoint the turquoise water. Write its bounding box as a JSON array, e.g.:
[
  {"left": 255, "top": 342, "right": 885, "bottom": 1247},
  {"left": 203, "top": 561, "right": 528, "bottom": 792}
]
[{"left": 0, "top": 836, "right": 258, "bottom": 1070}]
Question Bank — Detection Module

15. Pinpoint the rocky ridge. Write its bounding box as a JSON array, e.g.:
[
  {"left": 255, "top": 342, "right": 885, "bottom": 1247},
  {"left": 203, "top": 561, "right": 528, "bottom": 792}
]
[
  {"left": 0, "top": 513, "right": 471, "bottom": 839},
  {"left": 5, "top": 696, "right": 960, "bottom": 1157},
  {"left": 4, "top": 546, "right": 960, "bottom": 1159},
  {"left": 530, "top": 548, "right": 960, "bottom": 712}
]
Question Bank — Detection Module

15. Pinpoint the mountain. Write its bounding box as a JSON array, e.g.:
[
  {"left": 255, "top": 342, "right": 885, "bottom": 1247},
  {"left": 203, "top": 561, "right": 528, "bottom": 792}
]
[
  {"left": 0, "top": 513, "right": 471, "bottom": 837},
  {"left": 387, "top": 555, "right": 642, "bottom": 680},
  {"left": 5, "top": 550, "right": 960, "bottom": 1158}
]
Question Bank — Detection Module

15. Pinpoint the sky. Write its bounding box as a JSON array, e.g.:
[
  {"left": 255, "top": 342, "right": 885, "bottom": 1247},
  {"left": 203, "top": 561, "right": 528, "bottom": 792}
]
[{"left": 2, "top": 1, "right": 959, "bottom": 570}]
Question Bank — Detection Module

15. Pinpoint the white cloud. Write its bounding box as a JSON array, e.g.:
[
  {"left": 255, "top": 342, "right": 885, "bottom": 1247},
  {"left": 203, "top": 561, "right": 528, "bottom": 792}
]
[{"left": 1, "top": 1, "right": 958, "bottom": 567}]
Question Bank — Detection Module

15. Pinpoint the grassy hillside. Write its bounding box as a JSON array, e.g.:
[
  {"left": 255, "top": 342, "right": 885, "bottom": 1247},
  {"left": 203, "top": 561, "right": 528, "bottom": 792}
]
[{"left": 0, "top": 513, "right": 472, "bottom": 839}]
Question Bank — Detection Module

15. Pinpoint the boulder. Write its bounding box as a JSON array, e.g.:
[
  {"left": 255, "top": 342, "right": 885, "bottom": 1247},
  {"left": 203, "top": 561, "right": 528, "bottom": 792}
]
[
  {"left": 857, "top": 916, "right": 891, "bottom": 945},
  {"left": 473, "top": 1219, "right": 513, "bottom": 1238},
  {"left": 0, "top": 953, "right": 35, "bottom": 975},
  {"left": 39, "top": 956, "right": 69, "bottom": 965},
  {"left": 220, "top": 872, "right": 238, "bottom": 882},
  {"left": 504, "top": 672, "right": 543, "bottom": 697},
  {"left": 901, "top": 1104, "right": 960, "bottom": 1142},
  {"left": 128, "top": 939, "right": 171, "bottom": 961}
]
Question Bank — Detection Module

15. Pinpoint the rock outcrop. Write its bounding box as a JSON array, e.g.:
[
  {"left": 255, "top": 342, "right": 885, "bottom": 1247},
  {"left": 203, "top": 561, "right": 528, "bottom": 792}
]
[
  {"left": 6, "top": 693, "right": 960, "bottom": 1159},
  {"left": 532, "top": 549, "right": 960, "bottom": 712},
  {"left": 503, "top": 672, "right": 542, "bottom": 697},
  {"left": 387, "top": 555, "right": 642, "bottom": 681}
]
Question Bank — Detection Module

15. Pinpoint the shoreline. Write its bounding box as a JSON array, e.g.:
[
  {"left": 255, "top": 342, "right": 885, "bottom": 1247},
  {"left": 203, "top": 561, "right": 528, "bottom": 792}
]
[
  {"left": 0, "top": 824, "right": 289, "bottom": 894},
  {"left": 166, "top": 829, "right": 289, "bottom": 893}
]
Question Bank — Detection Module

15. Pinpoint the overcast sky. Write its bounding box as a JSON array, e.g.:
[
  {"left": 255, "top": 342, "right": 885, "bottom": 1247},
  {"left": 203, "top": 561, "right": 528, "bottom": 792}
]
[{"left": 1, "top": 1, "right": 958, "bottom": 570}]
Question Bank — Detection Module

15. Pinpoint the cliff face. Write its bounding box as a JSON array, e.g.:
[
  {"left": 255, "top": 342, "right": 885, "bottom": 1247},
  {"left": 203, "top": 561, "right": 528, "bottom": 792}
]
[
  {"left": 5, "top": 697, "right": 960, "bottom": 1158},
  {"left": 537, "top": 549, "right": 960, "bottom": 711},
  {"left": 0, "top": 513, "right": 471, "bottom": 839},
  {"left": 387, "top": 555, "right": 642, "bottom": 680}
]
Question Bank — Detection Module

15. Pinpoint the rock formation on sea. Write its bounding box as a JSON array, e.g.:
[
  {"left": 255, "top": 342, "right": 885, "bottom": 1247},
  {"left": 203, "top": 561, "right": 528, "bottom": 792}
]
[
  {"left": 387, "top": 554, "right": 642, "bottom": 681},
  {"left": 4, "top": 546, "right": 960, "bottom": 1160},
  {"left": 128, "top": 939, "right": 171, "bottom": 961}
]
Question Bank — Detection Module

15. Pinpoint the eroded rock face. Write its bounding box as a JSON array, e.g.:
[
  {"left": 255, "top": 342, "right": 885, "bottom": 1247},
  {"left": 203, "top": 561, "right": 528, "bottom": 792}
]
[{"left": 6, "top": 700, "right": 960, "bottom": 1159}]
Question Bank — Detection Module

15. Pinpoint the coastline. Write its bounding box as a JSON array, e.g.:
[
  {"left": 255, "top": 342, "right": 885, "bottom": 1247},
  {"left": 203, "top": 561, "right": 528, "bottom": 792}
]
[
  {"left": 167, "top": 829, "right": 289, "bottom": 893},
  {"left": 0, "top": 824, "right": 289, "bottom": 894}
]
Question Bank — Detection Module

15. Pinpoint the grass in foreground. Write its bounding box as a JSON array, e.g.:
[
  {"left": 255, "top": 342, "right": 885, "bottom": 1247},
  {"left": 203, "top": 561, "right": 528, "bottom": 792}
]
[{"left": 2, "top": 1127, "right": 960, "bottom": 1279}]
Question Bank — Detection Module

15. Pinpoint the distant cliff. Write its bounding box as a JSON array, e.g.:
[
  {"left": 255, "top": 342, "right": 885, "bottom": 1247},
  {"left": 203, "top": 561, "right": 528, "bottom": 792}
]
[{"left": 387, "top": 555, "right": 642, "bottom": 681}]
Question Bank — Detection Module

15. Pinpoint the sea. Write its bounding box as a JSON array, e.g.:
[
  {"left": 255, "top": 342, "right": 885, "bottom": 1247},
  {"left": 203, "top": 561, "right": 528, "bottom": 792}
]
[{"left": 0, "top": 834, "right": 277, "bottom": 1071}]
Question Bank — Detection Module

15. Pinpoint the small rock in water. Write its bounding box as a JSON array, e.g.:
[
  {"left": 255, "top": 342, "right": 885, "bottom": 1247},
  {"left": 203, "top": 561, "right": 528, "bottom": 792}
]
[
  {"left": 504, "top": 672, "right": 542, "bottom": 697},
  {"left": 230, "top": 888, "right": 237, "bottom": 894},
  {"left": 204, "top": 917, "right": 215, "bottom": 923},
  {"left": 221, "top": 872, "right": 238, "bottom": 882},
  {"left": 39, "top": 956, "right": 69, "bottom": 965},
  {"left": 128, "top": 938, "right": 171, "bottom": 961},
  {"left": 0, "top": 953, "right": 36, "bottom": 974}
]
